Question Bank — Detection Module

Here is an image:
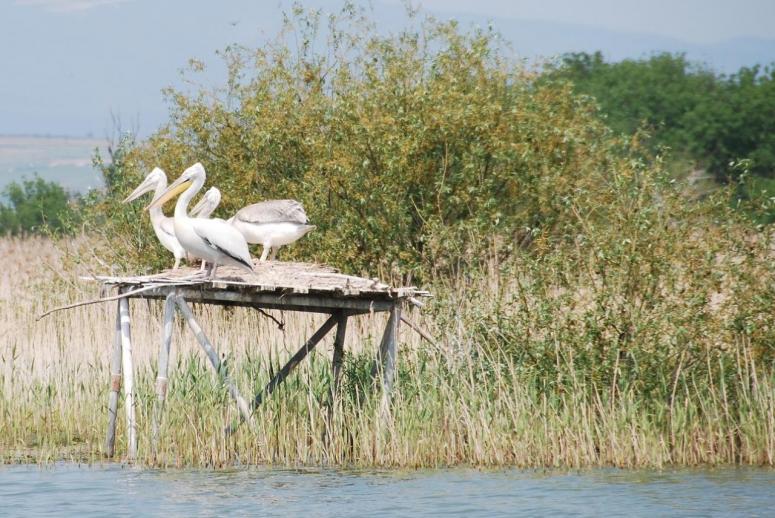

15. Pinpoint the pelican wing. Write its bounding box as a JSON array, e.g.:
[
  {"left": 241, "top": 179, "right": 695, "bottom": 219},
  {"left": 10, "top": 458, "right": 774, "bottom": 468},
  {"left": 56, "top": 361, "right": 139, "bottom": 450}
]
[
  {"left": 234, "top": 200, "right": 309, "bottom": 225},
  {"left": 192, "top": 218, "right": 253, "bottom": 271},
  {"left": 158, "top": 217, "right": 176, "bottom": 239}
]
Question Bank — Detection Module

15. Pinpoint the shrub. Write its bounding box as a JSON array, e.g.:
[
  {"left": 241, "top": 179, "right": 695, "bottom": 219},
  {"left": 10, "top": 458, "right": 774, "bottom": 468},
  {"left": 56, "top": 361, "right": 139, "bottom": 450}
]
[{"left": 91, "top": 8, "right": 648, "bottom": 278}]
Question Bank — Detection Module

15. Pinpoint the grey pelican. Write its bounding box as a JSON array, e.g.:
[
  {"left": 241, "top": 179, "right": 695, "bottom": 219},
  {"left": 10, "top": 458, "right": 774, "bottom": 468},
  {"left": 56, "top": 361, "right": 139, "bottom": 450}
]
[
  {"left": 228, "top": 200, "right": 315, "bottom": 261},
  {"left": 123, "top": 167, "right": 186, "bottom": 269},
  {"left": 148, "top": 163, "right": 253, "bottom": 278}
]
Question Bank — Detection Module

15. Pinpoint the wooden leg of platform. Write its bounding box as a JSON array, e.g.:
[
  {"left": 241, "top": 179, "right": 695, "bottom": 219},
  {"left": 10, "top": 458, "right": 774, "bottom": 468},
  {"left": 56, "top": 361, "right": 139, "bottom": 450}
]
[
  {"left": 105, "top": 299, "right": 123, "bottom": 457},
  {"left": 254, "top": 315, "right": 338, "bottom": 408},
  {"left": 377, "top": 303, "right": 400, "bottom": 417},
  {"left": 119, "top": 296, "right": 137, "bottom": 461},
  {"left": 325, "top": 311, "right": 349, "bottom": 445},
  {"left": 175, "top": 296, "right": 254, "bottom": 426},
  {"left": 331, "top": 311, "right": 348, "bottom": 403},
  {"left": 152, "top": 291, "right": 176, "bottom": 453}
]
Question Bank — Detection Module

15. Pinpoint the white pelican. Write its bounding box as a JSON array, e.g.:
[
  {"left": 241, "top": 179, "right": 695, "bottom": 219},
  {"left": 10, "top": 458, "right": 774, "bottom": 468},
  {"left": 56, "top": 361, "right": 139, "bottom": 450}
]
[
  {"left": 190, "top": 187, "right": 221, "bottom": 219},
  {"left": 123, "top": 167, "right": 186, "bottom": 269},
  {"left": 188, "top": 187, "right": 221, "bottom": 270},
  {"left": 148, "top": 163, "right": 253, "bottom": 278},
  {"left": 228, "top": 200, "right": 315, "bottom": 261}
]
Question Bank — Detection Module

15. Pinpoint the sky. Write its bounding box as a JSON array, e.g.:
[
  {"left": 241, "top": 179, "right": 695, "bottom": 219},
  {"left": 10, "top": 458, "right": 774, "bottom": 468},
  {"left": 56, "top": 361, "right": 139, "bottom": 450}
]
[
  {"left": 392, "top": 0, "right": 775, "bottom": 44},
  {"left": 1, "top": 0, "right": 774, "bottom": 138}
]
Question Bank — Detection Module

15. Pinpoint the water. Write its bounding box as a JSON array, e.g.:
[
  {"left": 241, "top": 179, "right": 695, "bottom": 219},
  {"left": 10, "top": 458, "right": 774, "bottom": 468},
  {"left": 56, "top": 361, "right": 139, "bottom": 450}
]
[
  {"left": 0, "top": 464, "right": 772, "bottom": 517},
  {"left": 0, "top": 136, "right": 105, "bottom": 194}
]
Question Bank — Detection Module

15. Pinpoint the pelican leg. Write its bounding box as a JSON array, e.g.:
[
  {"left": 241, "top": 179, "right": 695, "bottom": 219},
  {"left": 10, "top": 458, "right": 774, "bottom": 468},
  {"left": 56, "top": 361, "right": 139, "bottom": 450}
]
[
  {"left": 199, "top": 260, "right": 207, "bottom": 271},
  {"left": 269, "top": 247, "right": 278, "bottom": 261},
  {"left": 173, "top": 256, "right": 181, "bottom": 269},
  {"left": 259, "top": 246, "right": 270, "bottom": 262}
]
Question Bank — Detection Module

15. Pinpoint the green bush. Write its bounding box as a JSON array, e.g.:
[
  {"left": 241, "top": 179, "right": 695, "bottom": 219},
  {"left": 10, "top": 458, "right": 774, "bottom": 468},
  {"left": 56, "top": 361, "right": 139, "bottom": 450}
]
[
  {"left": 90, "top": 8, "right": 647, "bottom": 278},
  {"left": 0, "top": 176, "right": 78, "bottom": 236}
]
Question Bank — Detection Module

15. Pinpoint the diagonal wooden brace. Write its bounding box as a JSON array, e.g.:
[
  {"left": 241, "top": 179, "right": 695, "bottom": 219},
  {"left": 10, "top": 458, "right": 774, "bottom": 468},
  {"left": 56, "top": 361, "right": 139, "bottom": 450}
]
[
  {"left": 253, "top": 315, "right": 338, "bottom": 407},
  {"left": 175, "top": 296, "right": 254, "bottom": 426}
]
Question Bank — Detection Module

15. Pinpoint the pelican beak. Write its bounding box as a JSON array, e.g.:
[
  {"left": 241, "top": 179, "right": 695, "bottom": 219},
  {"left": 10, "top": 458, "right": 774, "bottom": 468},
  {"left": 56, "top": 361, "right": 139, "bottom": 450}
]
[
  {"left": 123, "top": 176, "right": 155, "bottom": 204},
  {"left": 146, "top": 177, "right": 192, "bottom": 210}
]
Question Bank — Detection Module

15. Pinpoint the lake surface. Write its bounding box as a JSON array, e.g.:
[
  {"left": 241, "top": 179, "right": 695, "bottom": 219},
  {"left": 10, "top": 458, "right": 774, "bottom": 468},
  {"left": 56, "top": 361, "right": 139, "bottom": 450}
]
[
  {"left": 0, "top": 136, "right": 105, "bottom": 194},
  {"left": 0, "top": 464, "right": 772, "bottom": 517}
]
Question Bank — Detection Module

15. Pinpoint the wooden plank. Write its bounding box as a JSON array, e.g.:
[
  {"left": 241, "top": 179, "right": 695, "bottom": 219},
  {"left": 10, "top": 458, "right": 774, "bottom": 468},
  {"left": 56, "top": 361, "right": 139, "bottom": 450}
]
[
  {"left": 253, "top": 315, "right": 338, "bottom": 407},
  {"left": 152, "top": 291, "right": 176, "bottom": 452},
  {"left": 104, "top": 299, "right": 122, "bottom": 458},
  {"left": 119, "top": 296, "right": 137, "bottom": 460},
  {"left": 175, "top": 297, "right": 254, "bottom": 426},
  {"left": 126, "top": 286, "right": 396, "bottom": 313}
]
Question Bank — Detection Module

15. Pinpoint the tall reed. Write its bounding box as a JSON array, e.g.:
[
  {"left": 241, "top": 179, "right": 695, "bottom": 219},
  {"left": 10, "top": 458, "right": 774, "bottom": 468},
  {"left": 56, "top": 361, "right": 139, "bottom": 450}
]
[{"left": 0, "top": 235, "right": 772, "bottom": 468}]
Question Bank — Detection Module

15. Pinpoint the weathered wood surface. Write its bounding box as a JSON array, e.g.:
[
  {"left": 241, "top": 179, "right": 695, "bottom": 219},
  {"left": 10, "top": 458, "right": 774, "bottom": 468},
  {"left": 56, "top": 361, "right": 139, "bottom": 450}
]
[
  {"left": 176, "top": 297, "right": 255, "bottom": 426},
  {"left": 253, "top": 315, "right": 339, "bottom": 407},
  {"left": 119, "top": 296, "right": 137, "bottom": 460},
  {"left": 104, "top": 299, "right": 123, "bottom": 457},
  {"left": 151, "top": 291, "right": 176, "bottom": 451},
  {"left": 377, "top": 303, "right": 400, "bottom": 417},
  {"left": 331, "top": 310, "right": 348, "bottom": 400},
  {"left": 91, "top": 260, "right": 430, "bottom": 302}
]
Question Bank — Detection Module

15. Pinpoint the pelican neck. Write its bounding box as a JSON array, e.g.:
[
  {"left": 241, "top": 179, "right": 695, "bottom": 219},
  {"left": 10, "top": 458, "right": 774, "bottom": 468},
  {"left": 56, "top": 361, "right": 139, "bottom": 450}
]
[
  {"left": 174, "top": 175, "right": 205, "bottom": 219},
  {"left": 148, "top": 177, "right": 167, "bottom": 226}
]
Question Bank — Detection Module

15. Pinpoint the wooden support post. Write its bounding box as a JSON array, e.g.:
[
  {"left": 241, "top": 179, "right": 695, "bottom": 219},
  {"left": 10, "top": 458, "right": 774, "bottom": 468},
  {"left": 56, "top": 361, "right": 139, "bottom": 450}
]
[
  {"left": 152, "top": 291, "right": 176, "bottom": 451},
  {"left": 105, "top": 299, "right": 123, "bottom": 457},
  {"left": 254, "top": 315, "right": 338, "bottom": 408},
  {"left": 119, "top": 295, "right": 137, "bottom": 460},
  {"left": 326, "top": 311, "right": 349, "bottom": 444},
  {"left": 376, "top": 303, "right": 400, "bottom": 416},
  {"left": 175, "top": 296, "right": 254, "bottom": 426},
  {"left": 331, "top": 311, "right": 348, "bottom": 402}
]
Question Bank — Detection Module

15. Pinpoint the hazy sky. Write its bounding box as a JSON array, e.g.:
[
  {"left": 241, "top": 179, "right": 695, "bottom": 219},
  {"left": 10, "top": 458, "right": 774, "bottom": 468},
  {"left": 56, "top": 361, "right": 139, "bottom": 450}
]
[
  {"left": 2, "top": 0, "right": 774, "bottom": 137},
  {"left": 391, "top": 0, "right": 775, "bottom": 44}
]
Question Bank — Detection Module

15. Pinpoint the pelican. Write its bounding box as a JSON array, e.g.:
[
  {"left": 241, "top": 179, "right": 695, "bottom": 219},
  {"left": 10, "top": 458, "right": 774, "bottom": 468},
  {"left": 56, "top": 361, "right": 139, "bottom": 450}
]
[
  {"left": 229, "top": 200, "right": 315, "bottom": 261},
  {"left": 148, "top": 163, "right": 253, "bottom": 278},
  {"left": 123, "top": 167, "right": 186, "bottom": 269},
  {"left": 190, "top": 187, "right": 221, "bottom": 219},
  {"left": 188, "top": 187, "right": 221, "bottom": 270}
]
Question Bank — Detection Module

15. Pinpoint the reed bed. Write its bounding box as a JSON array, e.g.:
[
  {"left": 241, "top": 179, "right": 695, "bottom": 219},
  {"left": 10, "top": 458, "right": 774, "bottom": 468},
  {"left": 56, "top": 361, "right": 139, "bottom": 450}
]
[{"left": 0, "top": 235, "right": 773, "bottom": 468}]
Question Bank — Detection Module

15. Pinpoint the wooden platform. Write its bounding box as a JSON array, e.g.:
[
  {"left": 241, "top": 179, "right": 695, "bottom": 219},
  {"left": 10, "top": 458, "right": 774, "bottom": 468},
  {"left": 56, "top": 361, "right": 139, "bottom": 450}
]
[
  {"left": 91, "top": 260, "right": 430, "bottom": 461},
  {"left": 94, "top": 261, "right": 429, "bottom": 314}
]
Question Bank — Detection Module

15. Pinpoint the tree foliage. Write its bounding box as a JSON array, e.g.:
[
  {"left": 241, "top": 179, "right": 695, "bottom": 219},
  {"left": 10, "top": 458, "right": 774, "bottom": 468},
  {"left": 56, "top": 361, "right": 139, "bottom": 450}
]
[
  {"left": 0, "top": 177, "right": 78, "bottom": 236},
  {"left": 550, "top": 52, "right": 775, "bottom": 182},
  {"left": 92, "top": 7, "right": 650, "bottom": 277}
]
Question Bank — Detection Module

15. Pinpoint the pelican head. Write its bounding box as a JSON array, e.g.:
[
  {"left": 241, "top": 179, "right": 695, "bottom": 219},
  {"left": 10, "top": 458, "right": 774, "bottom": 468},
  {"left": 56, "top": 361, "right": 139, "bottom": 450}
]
[
  {"left": 147, "top": 162, "right": 206, "bottom": 209},
  {"left": 123, "top": 167, "right": 167, "bottom": 203},
  {"left": 190, "top": 186, "right": 222, "bottom": 218}
]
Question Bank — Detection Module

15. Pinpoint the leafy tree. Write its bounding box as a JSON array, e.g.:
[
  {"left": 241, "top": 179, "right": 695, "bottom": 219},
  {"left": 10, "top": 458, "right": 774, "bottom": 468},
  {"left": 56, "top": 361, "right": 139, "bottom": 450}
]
[
  {"left": 0, "top": 177, "right": 78, "bottom": 235},
  {"left": 550, "top": 52, "right": 775, "bottom": 182},
  {"left": 91, "top": 8, "right": 632, "bottom": 277}
]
